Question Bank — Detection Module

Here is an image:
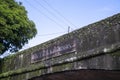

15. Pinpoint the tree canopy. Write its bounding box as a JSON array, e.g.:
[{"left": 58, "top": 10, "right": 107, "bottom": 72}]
[{"left": 0, "top": 0, "right": 37, "bottom": 55}]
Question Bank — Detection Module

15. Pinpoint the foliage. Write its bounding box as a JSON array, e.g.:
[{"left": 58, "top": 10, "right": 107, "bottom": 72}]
[{"left": 0, "top": 0, "right": 37, "bottom": 55}]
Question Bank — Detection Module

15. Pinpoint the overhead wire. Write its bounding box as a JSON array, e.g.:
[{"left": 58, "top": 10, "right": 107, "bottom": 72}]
[
  {"left": 37, "top": 31, "right": 66, "bottom": 37},
  {"left": 34, "top": 0, "right": 69, "bottom": 28},
  {"left": 25, "top": 0, "right": 66, "bottom": 30},
  {"left": 15, "top": 0, "right": 70, "bottom": 50},
  {"left": 43, "top": 0, "right": 78, "bottom": 29}
]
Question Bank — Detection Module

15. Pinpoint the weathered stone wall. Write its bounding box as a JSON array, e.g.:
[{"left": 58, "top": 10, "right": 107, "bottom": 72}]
[
  {"left": 0, "top": 13, "right": 120, "bottom": 80},
  {"left": 29, "top": 70, "right": 120, "bottom": 80},
  {"left": 0, "top": 50, "right": 120, "bottom": 80}
]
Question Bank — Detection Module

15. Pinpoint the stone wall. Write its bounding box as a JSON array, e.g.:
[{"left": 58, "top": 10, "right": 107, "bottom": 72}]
[
  {"left": 29, "top": 70, "right": 120, "bottom": 80},
  {"left": 0, "top": 13, "right": 120, "bottom": 80}
]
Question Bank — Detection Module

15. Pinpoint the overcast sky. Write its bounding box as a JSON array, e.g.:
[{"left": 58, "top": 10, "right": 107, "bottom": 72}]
[{"left": 15, "top": 0, "right": 120, "bottom": 50}]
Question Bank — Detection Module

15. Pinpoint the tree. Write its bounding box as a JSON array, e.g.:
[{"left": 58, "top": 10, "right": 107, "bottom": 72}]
[{"left": 0, "top": 0, "right": 37, "bottom": 55}]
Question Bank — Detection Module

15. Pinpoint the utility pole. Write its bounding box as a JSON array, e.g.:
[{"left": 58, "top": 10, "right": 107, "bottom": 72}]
[{"left": 68, "top": 26, "right": 70, "bottom": 33}]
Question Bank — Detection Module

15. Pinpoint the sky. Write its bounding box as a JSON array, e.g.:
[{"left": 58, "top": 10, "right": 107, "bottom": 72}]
[{"left": 14, "top": 0, "right": 120, "bottom": 51}]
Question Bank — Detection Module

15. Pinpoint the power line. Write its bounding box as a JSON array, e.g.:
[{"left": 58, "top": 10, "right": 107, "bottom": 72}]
[
  {"left": 25, "top": 0, "right": 66, "bottom": 30},
  {"left": 34, "top": 0, "right": 70, "bottom": 27},
  {"left": 43, "top": 0, "right": 78, "bottom": 29},
  {"left": 37, "top": 31, "right": 66, "bottom": 37}
]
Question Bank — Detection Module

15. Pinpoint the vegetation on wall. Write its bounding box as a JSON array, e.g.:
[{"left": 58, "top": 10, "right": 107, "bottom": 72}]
[{"left": 0, "top": 13, "right": 120, "bottom": 80}]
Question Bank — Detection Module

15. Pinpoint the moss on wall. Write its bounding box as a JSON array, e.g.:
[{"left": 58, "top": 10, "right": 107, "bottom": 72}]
[{"left": 0, "top": 13, "right": 120, "bottom": 80}]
